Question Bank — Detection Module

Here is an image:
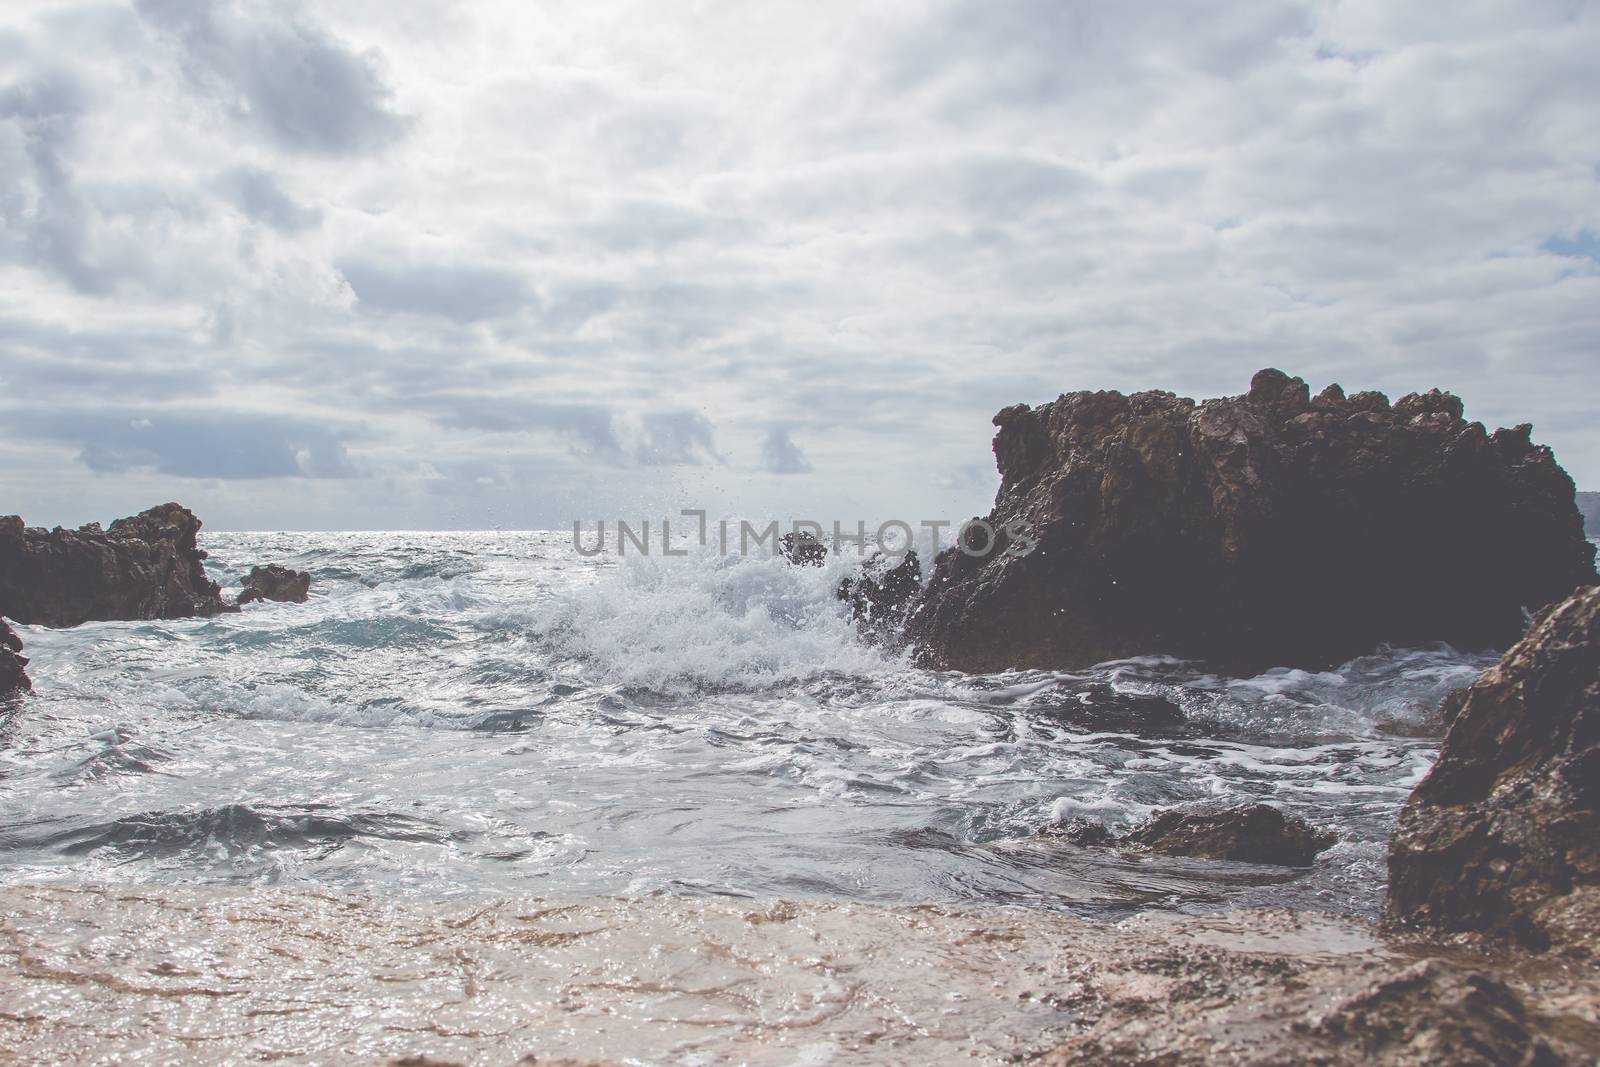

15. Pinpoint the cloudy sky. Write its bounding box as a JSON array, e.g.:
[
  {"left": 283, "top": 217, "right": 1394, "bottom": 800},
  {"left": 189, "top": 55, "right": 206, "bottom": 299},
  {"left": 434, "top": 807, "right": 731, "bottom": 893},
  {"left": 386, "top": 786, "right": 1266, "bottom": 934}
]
[{"left": 1, "top": 0, "right": 1596, "bottom": 530}]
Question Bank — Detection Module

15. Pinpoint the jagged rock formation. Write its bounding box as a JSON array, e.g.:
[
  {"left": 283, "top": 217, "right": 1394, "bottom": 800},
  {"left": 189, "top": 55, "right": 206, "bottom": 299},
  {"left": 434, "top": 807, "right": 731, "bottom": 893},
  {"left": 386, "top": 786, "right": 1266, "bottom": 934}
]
[
  {"left": 0, "top": 620, "right": 28, "bottom": 697},
  {"left": 1054, "top": 802, "right": 1337, "bottom": 866},
  {"left": 907, "top": 369, "right": 1596, "bottom": 674},
  {"left": 237, "top": 564, "right": 311, "bottom": 606},
  {"left": 1387, "top": 585, "right": 1600, "bottom": 957},
  {"left": 0, "top": 504, "right": 234, "bottom": 627}
]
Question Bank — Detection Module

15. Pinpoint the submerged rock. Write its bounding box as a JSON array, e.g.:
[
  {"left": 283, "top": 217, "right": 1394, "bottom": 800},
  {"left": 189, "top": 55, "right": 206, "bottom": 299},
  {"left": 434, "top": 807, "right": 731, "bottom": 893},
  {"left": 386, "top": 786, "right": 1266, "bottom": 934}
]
[
  {"left": 0, "top": 504, "right": 235, "bottom": 627},
  {"left": 1122, "top": 803, "right": 1338, "bottom": 866},
  {"left": 1387, "top": 585, "right": 1600, "bottom": 956},
  {"left": 237, "top": 564, "right": 311, "bottom": 606},
  {"left": 1057, "top": 802, "right": 1337, "bottom": 866},
  {"left": 905, "top": 369, "right": 1596, "bottom": 674},
  {"left": 0, "top": 619, "right": 29, "bottom": 696}
]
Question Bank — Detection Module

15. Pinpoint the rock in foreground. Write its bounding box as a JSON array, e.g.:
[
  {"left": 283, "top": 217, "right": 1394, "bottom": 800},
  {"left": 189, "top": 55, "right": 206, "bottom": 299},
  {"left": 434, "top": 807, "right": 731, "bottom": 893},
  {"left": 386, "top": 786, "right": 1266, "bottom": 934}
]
[
  {"left": 0, "top": 620, "right": 28, "bottom": 697},
  {"left": 237, "top": 564, "right": 311, "bottom": 606},
  {"left": 0, "top": 504, "right": 233, "bottom": 627},
  {"left": 1387, "top": 585, "right": 1600, "bottom": 956},
  {"left": 907, "top": 369, "right": 1596, "bottom": 674}
]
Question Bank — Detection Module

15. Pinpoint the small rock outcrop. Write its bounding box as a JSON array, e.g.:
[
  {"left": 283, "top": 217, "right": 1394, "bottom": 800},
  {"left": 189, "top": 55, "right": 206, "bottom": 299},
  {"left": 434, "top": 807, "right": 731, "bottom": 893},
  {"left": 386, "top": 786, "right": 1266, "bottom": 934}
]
[
  {"left": 906, "top": 369, "right": 1597, "bottom": 674},
  {"left": 1387, "top": 585, "right": 1600, "bottom": 956},
  {"left": 0, "top": 620, "right": 29, "bottom": 697},
  {"left": 1057, "top": 803, "right": 1336, "bottom": 866},
  {"left": 0, "top": 504, "right": 234, "bottom": 627},
  {"left": 778, "top": 531, "right": 828, "bottom": 566},
  {"left": 237, "top": 564, "right": 311, "bottom": 606},
  {"left": 836, "top": 550, "right": 920, "bottom": 640}
]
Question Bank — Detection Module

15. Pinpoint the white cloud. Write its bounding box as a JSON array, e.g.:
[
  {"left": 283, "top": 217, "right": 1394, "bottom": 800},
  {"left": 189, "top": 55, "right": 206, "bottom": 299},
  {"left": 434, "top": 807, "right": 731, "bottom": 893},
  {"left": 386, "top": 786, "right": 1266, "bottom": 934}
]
[{"left": 0, "top": 0, "right": 1596, "bottom": 529}]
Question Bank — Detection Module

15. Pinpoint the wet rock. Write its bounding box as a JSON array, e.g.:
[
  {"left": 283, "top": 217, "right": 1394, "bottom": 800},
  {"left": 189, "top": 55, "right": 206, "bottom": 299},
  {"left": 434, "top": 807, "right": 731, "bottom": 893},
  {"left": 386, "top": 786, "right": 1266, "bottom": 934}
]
[
  {"left": 1048, "top": 817, "right": 1116, "bottom": 847},
  {"left": 1033, "top": 681, "right": 1187, "bottom": 735},
  {"left": 237, "top": 564, "right": 311, "bottom": 606},
  {"left": 0, "top": 504, "right": 235, "bottom": 627},
  {"left": 1387, "top": 585, "right": 1600, "bottom": 956},
  {"left": 1120, "top": 803, "right": 1337, "bottom": 866},
  {"left": 0, "top": 619, "right": 29, "bottom": 697},
  {"left": 905, "top": 369, "right": 1596, "bottom": 674},
  {"left": 836, "top": 550, "right": 920, "bottom": 640},
  {"left": 1300, "top": 961, "right": 1565, "bottom": 1067},
  {"left": 778, "top": 531, "right": 828, "bottom": 566},
  {"left": 1043, "top": 954, "right": 1577, "bottom": 1067}
]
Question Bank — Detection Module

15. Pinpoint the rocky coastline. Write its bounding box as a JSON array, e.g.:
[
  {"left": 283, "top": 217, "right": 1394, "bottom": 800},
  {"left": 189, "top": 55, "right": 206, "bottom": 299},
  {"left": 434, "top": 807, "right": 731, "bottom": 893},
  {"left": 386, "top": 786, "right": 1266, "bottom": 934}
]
[
  {"left": 0, "top": 505, "right": 312, "bottom": 694},
  {"left": 1, "top": 388, "right": 1597, "bottom": 1061},
  {"left": 0, "top": 503, "right": 235, "bottom": 627}
]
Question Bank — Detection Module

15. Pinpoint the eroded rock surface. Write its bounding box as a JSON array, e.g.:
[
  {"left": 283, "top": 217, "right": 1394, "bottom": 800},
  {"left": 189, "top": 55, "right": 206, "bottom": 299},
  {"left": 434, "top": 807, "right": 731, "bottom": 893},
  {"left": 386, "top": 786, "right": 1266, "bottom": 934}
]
[
  {"left": 0, "top": 504, "right": 233, "bottom": 627},
  {"left": 1387, "top": 585, "right": 1600, "bottom": 956},
  {"left": 0, "top": 619, "right": 28, "bottom": 696},
  {"left": 906, "top": 369, "right": 1596, "bottom": 674},
  {"left": 238, "top": 564, "right": 311, "bottom": 606}
]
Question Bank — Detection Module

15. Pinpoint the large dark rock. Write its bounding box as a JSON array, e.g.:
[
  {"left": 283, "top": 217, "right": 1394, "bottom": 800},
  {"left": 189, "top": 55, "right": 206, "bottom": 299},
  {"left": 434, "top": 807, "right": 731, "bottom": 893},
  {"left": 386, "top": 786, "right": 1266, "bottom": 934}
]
[
  {"left": 237, "top": 564, "right": 311, "bottom": 606},
  {"left": 0, "top": 619, "right": 29, "bottom": 697},
  {"left": 906, "top": 369, "right": 1596, "bottom": 674},
  {"left": 0, "top": 504, "right": 234, "bottom": 627},
  {"left": 1387, "top": 585, "right": 1600, "bottom": 956},
  {"left": 1057, "top": 802, "right": 1336, "bottom": 866}
]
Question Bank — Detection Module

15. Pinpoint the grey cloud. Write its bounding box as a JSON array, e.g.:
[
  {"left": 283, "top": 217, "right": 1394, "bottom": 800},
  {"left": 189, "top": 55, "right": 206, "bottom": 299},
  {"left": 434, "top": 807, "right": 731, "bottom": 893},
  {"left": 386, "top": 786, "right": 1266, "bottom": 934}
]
[
  {"left": 424, "top": 397, "right": 627, "bottom": 464},
  {"left": 0, "top": 68, "right": 107, "bottom": 294},
  {"left": 339, "top": 258, "right": 531, "bottom": 322},
  {"left": 137, "top": 0, "right": 409, "bottom": 155},
  {"left": 636, "top": 411, "right": 722, "bottom": 467},
  {"left": 760, "top": 426, "right": 812, "bottom": 475},
  {"left": 885, "top": 1, "right": 1311, "bottom": 112},
  {"left": 218, "top": 165, "right": 321, "bottom": 232},
  {"left": 11, "top": 408, "right": 359, "bottom": 480}
]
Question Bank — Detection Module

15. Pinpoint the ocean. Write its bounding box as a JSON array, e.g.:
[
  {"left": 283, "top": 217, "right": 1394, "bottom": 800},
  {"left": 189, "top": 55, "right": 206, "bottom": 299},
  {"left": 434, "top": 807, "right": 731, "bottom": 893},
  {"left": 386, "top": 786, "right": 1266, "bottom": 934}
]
[{"left": 0, "top": 530, "right": 1495, "bottom": 917}]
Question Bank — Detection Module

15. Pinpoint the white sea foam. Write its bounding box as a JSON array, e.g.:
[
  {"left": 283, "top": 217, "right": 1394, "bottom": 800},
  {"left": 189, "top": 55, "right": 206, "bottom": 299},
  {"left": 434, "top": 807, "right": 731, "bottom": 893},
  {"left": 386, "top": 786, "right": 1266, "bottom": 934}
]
[{"left": 532, "top": 545, "right": 901, "bottom": 693}]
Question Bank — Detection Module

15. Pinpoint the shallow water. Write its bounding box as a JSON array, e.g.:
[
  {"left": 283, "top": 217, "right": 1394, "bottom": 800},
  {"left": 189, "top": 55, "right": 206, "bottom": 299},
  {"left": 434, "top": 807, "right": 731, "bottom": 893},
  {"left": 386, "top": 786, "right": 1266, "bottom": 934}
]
[
  {"left": 0, "top": 531, "right": 1495, "bottom": 917},
  {"left": 0, "top": 883, "right": 1391, "bottom": 1066}
]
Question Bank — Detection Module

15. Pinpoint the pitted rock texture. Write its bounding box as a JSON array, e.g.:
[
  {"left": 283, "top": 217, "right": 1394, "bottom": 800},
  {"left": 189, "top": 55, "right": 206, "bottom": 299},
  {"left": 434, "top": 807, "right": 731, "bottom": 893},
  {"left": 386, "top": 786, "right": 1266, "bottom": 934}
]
[{"left": 1387, "top": 585, "right": 1600, "bottom": 957}]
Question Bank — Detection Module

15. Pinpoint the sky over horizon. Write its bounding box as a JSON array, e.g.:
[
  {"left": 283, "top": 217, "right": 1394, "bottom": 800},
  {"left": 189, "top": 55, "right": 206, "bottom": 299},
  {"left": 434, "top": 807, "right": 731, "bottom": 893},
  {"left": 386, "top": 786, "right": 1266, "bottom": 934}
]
[{"left": 1, "top": 0, "right": 1597, "bottom": 530}]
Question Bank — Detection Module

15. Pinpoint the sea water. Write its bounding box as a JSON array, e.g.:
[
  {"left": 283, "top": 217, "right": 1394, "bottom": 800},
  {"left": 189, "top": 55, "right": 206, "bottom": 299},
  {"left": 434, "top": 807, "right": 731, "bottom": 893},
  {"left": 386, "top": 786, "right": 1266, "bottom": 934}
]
[{"left": 0, "top": 530, "right": 1496, "bottom": 917}]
